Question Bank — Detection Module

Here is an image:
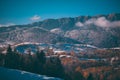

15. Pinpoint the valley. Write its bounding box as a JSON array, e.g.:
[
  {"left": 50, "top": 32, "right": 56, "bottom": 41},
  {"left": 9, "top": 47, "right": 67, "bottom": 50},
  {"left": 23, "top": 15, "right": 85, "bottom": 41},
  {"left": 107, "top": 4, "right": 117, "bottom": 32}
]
[{"left": 0, "top": 13, "right": 120, "bottom": 80}]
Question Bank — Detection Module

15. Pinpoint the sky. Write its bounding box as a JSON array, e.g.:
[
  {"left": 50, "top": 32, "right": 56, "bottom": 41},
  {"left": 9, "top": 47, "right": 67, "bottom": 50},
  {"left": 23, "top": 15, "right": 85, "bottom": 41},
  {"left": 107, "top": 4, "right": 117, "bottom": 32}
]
[{"left": 0, "top": 0, "right": 120, "bottom": 26}]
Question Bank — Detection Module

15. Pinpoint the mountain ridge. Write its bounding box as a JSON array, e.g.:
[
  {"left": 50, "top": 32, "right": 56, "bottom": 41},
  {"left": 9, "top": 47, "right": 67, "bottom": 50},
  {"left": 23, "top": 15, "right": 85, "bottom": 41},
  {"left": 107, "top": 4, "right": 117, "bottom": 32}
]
[{"left": 0, "top": 13, "right": 120, "bottom": 48}]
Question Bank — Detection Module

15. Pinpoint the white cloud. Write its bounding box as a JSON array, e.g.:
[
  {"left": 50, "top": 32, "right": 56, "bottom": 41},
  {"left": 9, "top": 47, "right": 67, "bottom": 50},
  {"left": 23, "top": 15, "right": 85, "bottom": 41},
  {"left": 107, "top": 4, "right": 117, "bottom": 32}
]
[
  {"left": 85, "top": 18, "right": 95, "bottom": 25},
  {"left": 30, "top": 15, "right": 41, "bottom": 21},
  {"left": 75, "top": 17, "right": 120, "bottom": 28},
  {"left": 75, "top": 22, "right": 84, "bottom": 27},
  {"left": 111, "top": 21, "right": 120, "bottom": 27},
  {"left": 93, "top": 17, "right": 110, "bottom": 27},
  {"left": 93, "top": 17, "right": 120, "bottom": 27},
  {"left": 0, "top": 23, "right": 15, "bottom": 27}
]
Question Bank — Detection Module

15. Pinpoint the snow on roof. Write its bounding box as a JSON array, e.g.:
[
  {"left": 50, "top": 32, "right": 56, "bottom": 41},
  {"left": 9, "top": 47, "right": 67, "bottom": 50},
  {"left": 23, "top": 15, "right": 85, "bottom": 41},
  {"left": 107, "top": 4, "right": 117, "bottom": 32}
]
[
  {"left": 111, "top": 47, "right": 120, "bottom": 49},
  {"left": 59, "top": 55, "right": 72, "bottom": 58},
  {"left": 53, "top": 50, "right": 66, "bottom": 54}
]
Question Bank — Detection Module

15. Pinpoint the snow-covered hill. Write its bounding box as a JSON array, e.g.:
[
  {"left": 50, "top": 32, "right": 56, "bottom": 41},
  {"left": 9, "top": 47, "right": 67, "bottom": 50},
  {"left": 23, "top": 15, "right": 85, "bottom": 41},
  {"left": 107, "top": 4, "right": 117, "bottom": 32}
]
[
  {"left": 0, "top": 67, "right": 62, "bottom": 80},
  {"left": 15, "top": 42, "right": 98, "bottom": 53},
  {"left": 0, "top": 13, "right": 120, "bottom": 48}
]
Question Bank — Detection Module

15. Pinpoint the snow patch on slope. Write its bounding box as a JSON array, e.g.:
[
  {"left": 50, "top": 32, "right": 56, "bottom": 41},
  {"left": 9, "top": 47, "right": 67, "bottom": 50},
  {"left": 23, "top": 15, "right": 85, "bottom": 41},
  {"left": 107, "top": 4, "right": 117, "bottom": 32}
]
[{"left": 50, "top": 28, "right": 63, "bottom": 34}]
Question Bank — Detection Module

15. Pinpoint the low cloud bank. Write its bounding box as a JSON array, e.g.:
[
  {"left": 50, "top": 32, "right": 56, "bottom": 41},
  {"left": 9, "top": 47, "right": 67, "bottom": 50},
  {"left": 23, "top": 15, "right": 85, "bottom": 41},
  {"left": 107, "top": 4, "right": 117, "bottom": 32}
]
[
  {"left": 76, "top": 17, "right": 120, "bottom": 28},
  {"left": 0, "top": 23, "right": 15, "bottom": 27}
]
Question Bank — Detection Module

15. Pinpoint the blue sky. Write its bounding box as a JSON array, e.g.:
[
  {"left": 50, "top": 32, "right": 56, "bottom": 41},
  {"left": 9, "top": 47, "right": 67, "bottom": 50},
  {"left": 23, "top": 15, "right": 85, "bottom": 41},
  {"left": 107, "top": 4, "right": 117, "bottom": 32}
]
[{"left": 0, "top": 0, "right": 120, "bottom": 25}]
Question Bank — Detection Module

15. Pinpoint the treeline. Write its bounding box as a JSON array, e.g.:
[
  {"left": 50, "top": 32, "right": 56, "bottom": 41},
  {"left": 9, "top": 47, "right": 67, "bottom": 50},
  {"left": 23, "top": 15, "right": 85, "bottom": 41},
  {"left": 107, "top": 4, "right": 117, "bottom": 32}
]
[
  {"left": 0, "top": 45, "right": 96, "bottom": 80},
  {"left": 0, "top": 45, "right": 65, "bottom": 79}
]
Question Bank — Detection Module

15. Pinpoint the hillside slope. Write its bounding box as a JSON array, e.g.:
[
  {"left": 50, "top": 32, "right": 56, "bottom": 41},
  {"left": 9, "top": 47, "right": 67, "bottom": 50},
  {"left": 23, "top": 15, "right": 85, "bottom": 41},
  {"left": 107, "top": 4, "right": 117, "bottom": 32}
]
[
  {"left": 0, "top": 67, "right": 62, "bottom": 80},
  {"left": 0, "top": 13, "right": 120, "bottom": 48}
]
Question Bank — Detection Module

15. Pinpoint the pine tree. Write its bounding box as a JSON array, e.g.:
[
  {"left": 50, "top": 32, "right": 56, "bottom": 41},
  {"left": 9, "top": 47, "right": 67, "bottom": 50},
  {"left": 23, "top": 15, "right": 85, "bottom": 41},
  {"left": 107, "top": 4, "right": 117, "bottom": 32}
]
[
  {"left": 36, "top": 50, "right": 46, "bottom": 74},
  {"left": 4, "top": 45, "right": 13, "bottom": 68},
  {"left": 4, "top": 45, "right": 20, "bottom": 69},
  {"left": 87, "top": 73, "right": 94, "bottom": 80},
  {"left": 73, "top": 71, "right": 85, "bottom": 80},
  {"left": 36, "top": 50, "right": 46, "bottom": 64},
  {"left": 7, "top": 45, "right": 12, "bottom": 54}
]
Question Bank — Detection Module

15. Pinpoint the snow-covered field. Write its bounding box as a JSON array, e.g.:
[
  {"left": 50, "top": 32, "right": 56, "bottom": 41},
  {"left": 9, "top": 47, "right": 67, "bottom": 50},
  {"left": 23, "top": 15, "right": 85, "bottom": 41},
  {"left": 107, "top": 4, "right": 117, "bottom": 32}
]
[
  {"left": 15, "top": 42, "right": 98, "bottom": 54},
  {"left": 0, "top": 67, "right": 62, "bottom": 80}
]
